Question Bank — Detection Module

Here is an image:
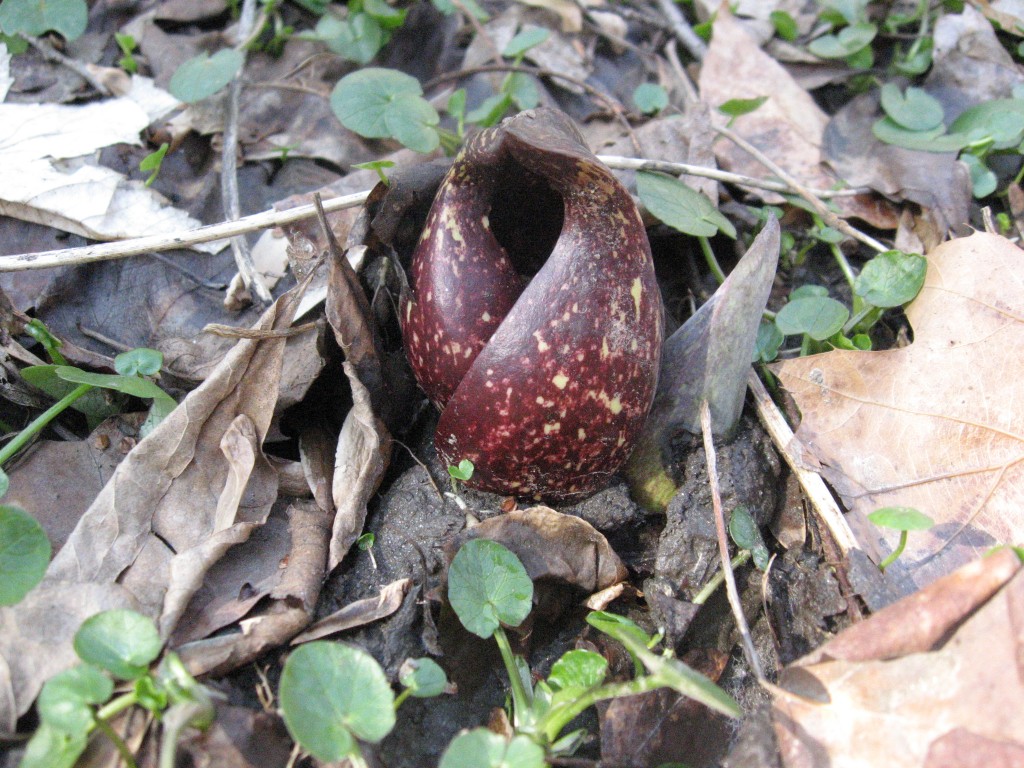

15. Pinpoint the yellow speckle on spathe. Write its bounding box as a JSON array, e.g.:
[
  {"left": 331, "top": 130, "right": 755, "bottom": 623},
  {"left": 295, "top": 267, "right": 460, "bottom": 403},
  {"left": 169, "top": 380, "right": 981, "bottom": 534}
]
[
  {"left": 482, "top": 311, "right": 492, "bottom": 322},
  {"left": 406, "top": 303, "right": 413, "bottom": 322},
  {"left": 617, "top": 435, "right": 627, "bottom": 447},
  {"left": 552, "top": 373, "right": 569, "bottom": 389},
  {"left": 482, "top": 214, "right": 490, "bottom": 229},
  {"left": 536, "top": 396, "right": 545, "bottom": 405},
  {"left": 544, "top": 422, "right": 561, "bottom": 435},
  {"left": 578, "top": 428, "right": 586, "bottom": 440},
  {"left": 608, "top": 396, "right": 623, "bottom": 415},
  {"left": 451, "top": 342, "right": 461, "bottom": 355},
  {"left": 601, "top": 337, "right": 610, "bottom": 359},
  {"left": 631, "top": 278, "right": 643, "bottom": 319},
  {"left": 534, "top": 332, "right": 550, "bottom": 352}
]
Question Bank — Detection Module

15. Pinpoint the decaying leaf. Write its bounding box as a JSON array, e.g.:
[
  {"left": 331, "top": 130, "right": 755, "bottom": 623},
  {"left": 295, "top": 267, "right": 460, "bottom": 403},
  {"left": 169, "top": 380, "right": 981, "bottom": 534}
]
[
  {"left": 448, "top": 506, "right": 628, "bottom": 594},
  {"left": 699, "top": 9, "right": 896, "bottom": 229},
  {"left": 772, "top": 548, "right": 1024, "bottom": 768},
  {"left": 291, "top": 578, "right": 413, "bottom": 644},
  {"left": 0, "top": 281, "right": 305, "bottom": 724},
  {"left": 775, "top": 233, "right": 1024, "bottom": 589}
]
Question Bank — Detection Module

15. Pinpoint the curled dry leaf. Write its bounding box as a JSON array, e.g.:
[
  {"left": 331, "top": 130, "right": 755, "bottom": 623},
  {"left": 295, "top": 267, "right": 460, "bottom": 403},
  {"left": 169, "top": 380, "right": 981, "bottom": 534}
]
[
  {"left": 403, "top": 108, "right": 663, "bottom": 501},
  {"left": 448, "top": 506, "right": 628, "bottom": 594},
  {"left": 772, "top": 549, "right": 1024, "bottom": 768},
  {"left": 0, "top": 279, "right": 305, "bottom": 724},
  {"left": 775, "top": 233, "right": 1024, "bottom": 589}
]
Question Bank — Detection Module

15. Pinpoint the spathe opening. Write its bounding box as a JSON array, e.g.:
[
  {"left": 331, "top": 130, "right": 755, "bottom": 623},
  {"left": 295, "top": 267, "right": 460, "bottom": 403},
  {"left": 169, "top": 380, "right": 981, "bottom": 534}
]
[{"left": 487, "top": 160, "right": 565, "bottom": 279}]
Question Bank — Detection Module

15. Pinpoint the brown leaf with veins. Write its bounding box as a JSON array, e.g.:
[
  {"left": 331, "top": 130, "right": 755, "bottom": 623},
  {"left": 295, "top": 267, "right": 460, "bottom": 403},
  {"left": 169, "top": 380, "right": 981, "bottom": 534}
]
[
  {"left": 772, "top": 549, "right": 1023, "bottom": 768},
  {"left": 775, "top": 233, "right": 1024, "bottom": 589}
]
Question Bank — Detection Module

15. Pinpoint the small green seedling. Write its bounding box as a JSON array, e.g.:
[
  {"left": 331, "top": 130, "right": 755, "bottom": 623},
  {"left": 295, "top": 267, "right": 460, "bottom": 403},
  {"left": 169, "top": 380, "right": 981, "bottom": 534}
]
[
  {"left": 692, "top": 506, "right": 770, "bottom": 605},
  {"left": 357, "top": 531, "right": 377, "bottom": 569},
  {"left": 632, "top": 83, "right": 668, "bottom": 115},
  {"left": 868, "top": 507, "right": 934, "bottom": 571},
  {"left": 139, "top": 143, "right": 169, "bottom": 187},
  {"left": 3, "top": 345, "right": 177, "bottom": 469},
  {"left": 447, "top": 458, "right": 474, "bottom": 493},
  {"left": 717, "top": 96, "right": 768, "bottom": 127},
  {"left": 279, "top": 643, "right": 448, "bottom": 765},
  {"left": 353, "top": 159, "right": 396, "bottom": 186},
  {"left": 114, "top": 32, "right": 139, "bottom": 74},
  {"left": 21, "top": 609, "right": 215, "bottom": 768},
  {"left": 445, "top": 539, "right": 740, "bottom": 757},
  {"left": 168, "top": 48, "right": 245, "bottom": 103}
]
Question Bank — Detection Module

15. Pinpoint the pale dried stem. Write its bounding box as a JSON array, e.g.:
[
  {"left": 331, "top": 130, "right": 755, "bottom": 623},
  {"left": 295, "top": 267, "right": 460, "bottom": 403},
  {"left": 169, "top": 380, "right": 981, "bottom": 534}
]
[
  {"left": 700, "top": 399, "right": 765, "bottom": 682},
  {"left": 714, "top": 124, "right": 889, "bottom": 253},
  {"left": 0, "top": 153, "right": 870, "bottom": 273},
  {"left": 746, "top": 370, "right": 858, "bottom": 554},
  {"left": 222, "top": 0, "right": 274, "bottom": 305},
  {"left": 655, "top": 0, "right": 707, "bottom": 61}
]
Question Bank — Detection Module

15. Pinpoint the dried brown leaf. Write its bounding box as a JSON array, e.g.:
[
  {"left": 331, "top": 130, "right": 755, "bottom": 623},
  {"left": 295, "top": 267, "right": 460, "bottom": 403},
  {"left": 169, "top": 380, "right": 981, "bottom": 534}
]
[
  {"left": 698, "top": 9, "right": 896, "bottom": 229},
  {"left": 775, "top": 233, "right": 1024, "bottom": 588},
  {"left": 291, "top": 578, "right": 413, "bottom": 644},
  {"left": 772, "top": 549, "right": 1024, "bottom": 768}
]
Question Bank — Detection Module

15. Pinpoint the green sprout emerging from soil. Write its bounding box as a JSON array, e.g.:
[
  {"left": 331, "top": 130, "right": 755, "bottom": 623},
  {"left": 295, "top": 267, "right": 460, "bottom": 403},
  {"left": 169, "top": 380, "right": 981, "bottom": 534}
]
[{"left": 868, "top": 507, "right": 935, "bottom": 571}]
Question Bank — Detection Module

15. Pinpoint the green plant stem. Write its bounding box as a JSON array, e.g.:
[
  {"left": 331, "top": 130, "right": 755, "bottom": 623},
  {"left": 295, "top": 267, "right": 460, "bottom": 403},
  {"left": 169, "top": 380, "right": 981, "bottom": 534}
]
[
  {"left": 393, "top": 688, "right": 412, "bottom": 710},
  {"left": 96, "top": 691, "right": 140, "bottom": 722},
  {"left": 699, "top": 236, "right": 727, "bottom": 284},
  {"left": 93, "top": 716, "right": 139, "bottom": 768},
  {"left": 878, "top": 530, "right": 908, "bottom": 572},
  {"left": 692, "top": 550, "right": 752, "bottom": 605},
  {"left": 829, "top": 243, "right": 857, "bottom": 291},
  {"left": 0, "top": 383, "right": 92, "bottom": 466},
  {"left": 843, "top": 303, "right": 875, "bottom": 335},
  {"left": 541, "top": 676, "right": 668, "bottom": 744},
  {"left": 493, "top": 626, "right": 531, "bottom": 722}
]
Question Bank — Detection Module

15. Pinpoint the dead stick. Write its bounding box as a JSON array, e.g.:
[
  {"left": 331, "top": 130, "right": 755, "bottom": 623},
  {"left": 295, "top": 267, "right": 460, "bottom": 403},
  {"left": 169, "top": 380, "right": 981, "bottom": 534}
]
[{"left": 701, "top": 399, "right": 765, "bottom": 682}]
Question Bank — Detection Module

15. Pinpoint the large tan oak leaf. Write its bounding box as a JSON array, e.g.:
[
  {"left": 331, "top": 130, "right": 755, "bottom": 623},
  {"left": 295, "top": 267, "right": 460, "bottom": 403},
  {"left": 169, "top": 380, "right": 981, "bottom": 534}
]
[{"left": 775, "top": 233, "right": 1024, "bottom": 589}]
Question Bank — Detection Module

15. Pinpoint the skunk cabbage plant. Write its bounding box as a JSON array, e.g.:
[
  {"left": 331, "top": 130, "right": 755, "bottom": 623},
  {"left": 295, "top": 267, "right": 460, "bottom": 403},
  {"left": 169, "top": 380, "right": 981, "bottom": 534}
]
[{"left": 402, "top": 109, "right": 662, "bottom": 500}]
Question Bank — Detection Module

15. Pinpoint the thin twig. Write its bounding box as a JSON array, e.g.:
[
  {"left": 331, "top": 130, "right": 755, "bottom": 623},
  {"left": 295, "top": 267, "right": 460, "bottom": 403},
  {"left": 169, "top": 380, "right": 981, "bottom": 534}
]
[
  {"left": 222, "top": 0, "right": 273, "bottom": 305},
  {"left": 746, "top": 370, "right": 858, "bottom": 555},
  {"left": 0, "top": 190, "right": 370, "bottom": 272},
  {"left": 714, "top": 124, "right": 889, "bottom": 253},
  {"left": 655, "top": 0, "right": 708, "bottom": 61},
  {"left": 700, "top": 399, "right": 765, "bottom": 682},
  {"left": 597, "top": 155, "right": 869, "bottom": 198},
  {"left": 26, "top": 36, "right": 112, "bottom": 96}
]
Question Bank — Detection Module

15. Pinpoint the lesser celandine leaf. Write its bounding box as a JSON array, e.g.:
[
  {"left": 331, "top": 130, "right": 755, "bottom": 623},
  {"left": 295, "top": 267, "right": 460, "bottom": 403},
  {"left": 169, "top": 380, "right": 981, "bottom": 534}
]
[
  {"left": 17, "top": 722, "right": 88, "bottom": 768},
  {"left": 770, "top": 10, "right": 798, "bottom": 41},
  {"left": 0, "top": 0, "right": 87, "bottom": 40},
  {"left": 868, "top": 507, "right": 934, "bottom": 532},
  {"left": 114, "top": 348, "right": 163, "bottom": 377},
  {"left": 718, "top": 96, "right": 768, "bottom": 118},
  {"left": 316, "top": 12, "right": 384, "bottom": 64},
  {"left": 871, "top": 117, "right": 972, "bottom": 152},
  {"left": 807, "top": 22, "right": 876, "bottom": 58},
  {"left": 948, "top": 98, "right": 1024, "bottom": 149},
  {"left": 775, "top": 296, "right": 849, "bottom": 341},
  {"left": 448, "top": 539, "right": 533, "bottom": 639},
  {"left": 37, "top": 665, "right": 113, "bottom": 735},
  {"left": 279, "top": 642, "right": 395, "bottom": 762},
  {"left": 73, "top": 609, "right": 162, "bottom": 681},
  {"left": 331, "top": 68, "right": 440, "bottom": 151},
  {"left": 547, "top": 649, "right": 607, "bottom": 692},
  {"left": 503, "top": 26, "right": 548, "bottom": 58},
  {"left": 169, "top": 49, "right": 244, "bottom": 103},
  {"left": 0, "top": 505, "right": 50, "bottom": 606},
  {"left": 854, "top": 250, "right": 926, "bottom": 308},
  {"left": 439, "top": 728, "right": 546, "bottom": 768},
  {"left": 879, "top": 84, "right": 944, "bottom": 132},
  {"left": 633, "top": 82, "right": 669, "bottom": 114},
  {"left": 399, "top": 657, "right": 448, "bottom": 697}
]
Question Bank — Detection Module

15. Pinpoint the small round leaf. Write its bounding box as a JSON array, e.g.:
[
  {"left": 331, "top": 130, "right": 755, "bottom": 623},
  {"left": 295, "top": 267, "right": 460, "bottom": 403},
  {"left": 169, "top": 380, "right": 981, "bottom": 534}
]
[
  {"left": 439, "top": 728, "right": 546, "bottom": 768},
  {"left": 502, "top": 26, "right": 549, "bottom": 58},
  {"left": 279, "top": 641, "right": 396, "bottom": 762},
  {"left": 632, "top": 83, "right": 668, "bottom": 114},
  {"left": 169, "top": 49, "right": 244, "bottom": 103},
  {"left": 398, "top": 657, "right": 448, "bottom": 698},
  {"left": 332, "top": 67, "right": 424, "bottom": 137},
  {"left": 114, "top": 348, "right": 163, "bottom": 377},
  {"left": 0, "top": 0, "right": 87, "bottom": 40},
  {"left": 879, "top": 84, "right": 944, "bottom": 132},
  {"left": 18, "top": 722, "right": 88, "bottom": 768},
  {"left": 853, "top": 250, "right": 926, "bottom": 308},
  {"left": 37, "top": 665, "right": 113, "bottom": 735},
  {"left": 868, "top": 507, "right": 934, "bottom": 532},
  {"left": 73, "top": 609, "right": 162, "bottom": 680},
  {"left": 547, "top": 650, "right": 607, "bottom": 692},
  {"left": 448, "top": 539, "right": 533, "bottom": 639},
  {"left": 775, "top": 296, "right": 849, "bottom": 341},
  {"left": 317, "top": 13, "right": 384, "bottom": 64},
  {"left": 385, "top": 91, "right": 441, "bottom": 152},
  {"left": 0, "top": 505, "right": 51, "bottom": 606}
]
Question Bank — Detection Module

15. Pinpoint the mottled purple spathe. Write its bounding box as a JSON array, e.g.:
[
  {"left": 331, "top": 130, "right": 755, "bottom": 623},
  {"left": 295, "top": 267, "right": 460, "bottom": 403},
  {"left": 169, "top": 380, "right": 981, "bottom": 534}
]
[{"left": 401, "top": 109, "right": 663, "bottom": 501}]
